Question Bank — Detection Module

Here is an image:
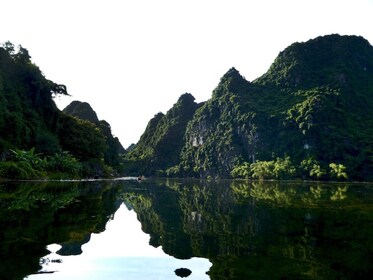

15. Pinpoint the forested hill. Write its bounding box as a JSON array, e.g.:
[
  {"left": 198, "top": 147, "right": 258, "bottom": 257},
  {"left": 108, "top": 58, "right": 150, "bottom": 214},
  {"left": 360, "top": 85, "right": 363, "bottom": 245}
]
[
  {"left": 124, "top": 93, "right": 200, "bottom": 175},
  {"left": 126, "top": 34, "right": 373, "bottom": 181},
  {"left": 63, "top": 100, "right": 125, "bottom": 167},
  {"left": 0, "top": 42, "right": 125, "bottom": 179}
]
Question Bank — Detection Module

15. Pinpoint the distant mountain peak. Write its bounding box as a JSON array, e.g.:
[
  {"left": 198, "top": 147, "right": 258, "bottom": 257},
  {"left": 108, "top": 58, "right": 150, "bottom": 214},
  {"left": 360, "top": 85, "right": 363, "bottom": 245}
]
[
  {"left": 63, "top": 100, "right": 99, "bottom": 123},
  {"left": 212, "top": 67, "right": 251, "bottom": 98},
  {"left": 177, "top": 92, "right": 195, "bottom": 104},
  {"left": 221, "top": 67, "right": 244, "bottom": 80}
]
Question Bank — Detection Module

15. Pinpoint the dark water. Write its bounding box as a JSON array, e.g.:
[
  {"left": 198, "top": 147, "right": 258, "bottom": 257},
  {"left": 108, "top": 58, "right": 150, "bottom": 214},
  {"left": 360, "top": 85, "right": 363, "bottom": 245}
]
[{"left": 0, "top": 179, "right": 372, "bottom": 280}]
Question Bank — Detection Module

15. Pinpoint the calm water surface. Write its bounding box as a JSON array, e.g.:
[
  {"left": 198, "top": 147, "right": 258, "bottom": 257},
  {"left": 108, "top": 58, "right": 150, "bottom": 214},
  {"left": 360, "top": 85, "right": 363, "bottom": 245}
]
[{"left": 0, "top": 179, "right": 372, "bottom": 279}]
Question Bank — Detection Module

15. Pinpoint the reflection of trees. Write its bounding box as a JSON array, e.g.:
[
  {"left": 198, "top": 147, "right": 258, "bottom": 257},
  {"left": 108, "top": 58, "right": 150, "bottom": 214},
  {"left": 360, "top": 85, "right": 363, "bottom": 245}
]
[
  {"left": 230, "top": 180, "right": 352, "bottom": 207},
  {"left": 1, "top": 181, "right": 81, "bottom": 211},
  {"left": 330, "top": 185, "right": 348, "bottom": 201},
  {"left": 250, "top": 181, "right": 297, "bottom": 205}
]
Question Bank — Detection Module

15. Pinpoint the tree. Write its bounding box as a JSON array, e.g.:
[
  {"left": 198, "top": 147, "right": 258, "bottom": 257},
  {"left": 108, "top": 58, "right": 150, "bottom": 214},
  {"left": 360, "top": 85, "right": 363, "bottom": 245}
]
[
  {"left": 231, "top": 162, "right": 251, "bottom": 179},
  {"left": 2, "top": 41, "right": 15, "bottom": 55},
  {"left": 57, "top": 115, "right": 106, "bottom": 161},
  {"left": 273, "top": 156, "right": 296, "bottom": 179},
  {"left": 250, "top": 160, "right": 275, "bottom": 180},
  {"left": 14, "top": 45, "right": 31, "bottom": 63},
  {"left": 300, "top": 158, "right": 326, "bottom": 179},
  {"left": 329, "top": 163, "right": 348, "bottom": 180}
]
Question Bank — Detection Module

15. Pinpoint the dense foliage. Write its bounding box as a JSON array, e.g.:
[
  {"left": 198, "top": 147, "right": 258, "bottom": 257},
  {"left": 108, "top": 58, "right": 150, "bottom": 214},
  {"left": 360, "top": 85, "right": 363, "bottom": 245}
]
[
  {"left": 0, "top": 42, "right": 66, "bottom": 153},
  {"left": 0, "top": 42, "right": 125, "bottom": 179},
  {"left": 129, "top": 34, "right": 373, "bottom": 181}
]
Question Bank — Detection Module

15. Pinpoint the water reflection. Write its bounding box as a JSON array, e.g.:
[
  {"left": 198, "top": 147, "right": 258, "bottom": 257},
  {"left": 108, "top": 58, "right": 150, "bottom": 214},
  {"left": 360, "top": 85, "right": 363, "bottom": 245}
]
[
  {"left": 30, "top": 204, "right": 211, "bottom": 280},
  {"left": 0, "top": 179, "right": 372, "bottom": 279}
]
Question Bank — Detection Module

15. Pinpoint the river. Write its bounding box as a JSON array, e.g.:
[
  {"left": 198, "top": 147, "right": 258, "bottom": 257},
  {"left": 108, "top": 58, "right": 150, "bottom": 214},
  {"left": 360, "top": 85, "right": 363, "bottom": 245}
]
[{"left": 0, "top": 178, "right": 372, "bottom": 279}]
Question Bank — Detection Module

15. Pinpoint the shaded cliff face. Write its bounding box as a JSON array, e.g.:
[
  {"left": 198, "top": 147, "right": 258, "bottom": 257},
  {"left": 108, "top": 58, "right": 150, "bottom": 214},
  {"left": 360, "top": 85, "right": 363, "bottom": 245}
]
[
  {"left": 180, "top": 68, "right": 264, "bottom": 177},
  {"left": 124, "top": 93, "right": 200, "bottom": 175}
]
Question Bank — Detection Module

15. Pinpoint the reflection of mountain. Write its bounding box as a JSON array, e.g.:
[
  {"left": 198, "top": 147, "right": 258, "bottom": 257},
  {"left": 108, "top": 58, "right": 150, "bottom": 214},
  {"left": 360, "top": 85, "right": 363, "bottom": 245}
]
[
  {"left": 123, "top": 180, "right": 259, "bottom": 262},
  {"left": 122, "top": 179, "right": 373, "bottom": 280},
  {"left": 56, "top": 234, "right": 91, "bottom": 256}
]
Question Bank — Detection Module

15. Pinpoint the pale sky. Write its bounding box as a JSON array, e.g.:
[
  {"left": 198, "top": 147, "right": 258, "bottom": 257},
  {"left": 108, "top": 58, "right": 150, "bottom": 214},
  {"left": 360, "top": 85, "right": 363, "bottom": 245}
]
[{"left": 1, "top": 0, "right": 372, "bottom": 148}]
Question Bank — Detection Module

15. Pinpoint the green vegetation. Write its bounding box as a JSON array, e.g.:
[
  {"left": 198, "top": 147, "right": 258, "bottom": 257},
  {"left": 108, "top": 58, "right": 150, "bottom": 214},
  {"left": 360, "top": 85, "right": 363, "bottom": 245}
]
[
  {"left": 0, "top": 42, "right": 125, "bottom": 179},
  {"left": 0, "top": 148, "right": 82, "bottom": 179},
  {"left": 230, "top": 155, "right": 348, "bottom": 181},
  {"left": 231, "top": 156, "right": 296, "bottom": 180}
]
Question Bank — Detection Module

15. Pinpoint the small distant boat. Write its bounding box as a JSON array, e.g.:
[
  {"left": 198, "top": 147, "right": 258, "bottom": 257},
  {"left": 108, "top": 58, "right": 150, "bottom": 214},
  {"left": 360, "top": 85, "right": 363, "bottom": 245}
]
[{"left": 137, "top": 175, "right": 145, "bottom": 182}]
